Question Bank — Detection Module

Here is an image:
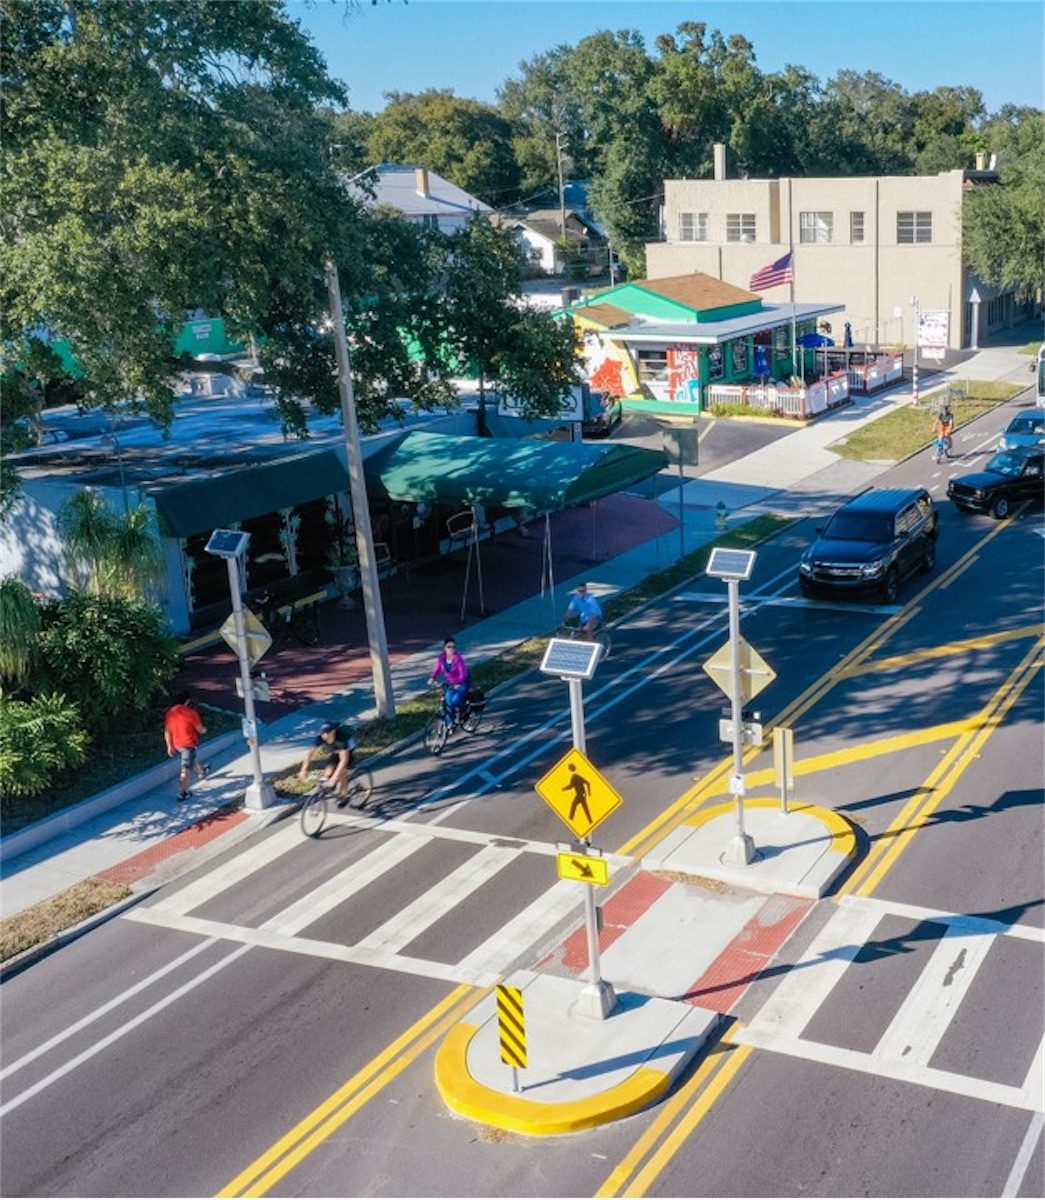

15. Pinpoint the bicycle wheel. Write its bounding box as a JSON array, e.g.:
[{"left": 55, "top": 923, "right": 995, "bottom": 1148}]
[
  {"left": 596, "top": 629, "right": 612, "bottom": 661},
  {"left": 300, "top": 788, "right": 328, "bottom": 837},
  {"left": 342, "top": 767, "right": 373, "bottom": 809},
  {"left": 462, "top": 704, "right": 483, "bottom": 734},
  {"left": 424, "top": 716, "right": 448, "bottom": 756}
]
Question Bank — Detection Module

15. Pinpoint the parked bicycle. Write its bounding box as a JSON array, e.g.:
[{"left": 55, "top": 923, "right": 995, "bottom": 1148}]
[
  {"left": 299, "top": 766, "right": 375, "bottom": 837},
  {"left": 256, "top": 590, "right": 321, "bottom": 648},
  {"left": 423, "top": 683, "right": 487, "bottom": 756},
  {"left": 554, "top": 619, "right": 612, "bottom": 662}
]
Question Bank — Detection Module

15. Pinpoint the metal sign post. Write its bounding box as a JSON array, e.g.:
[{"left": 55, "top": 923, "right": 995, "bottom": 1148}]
[
  {"left": 537, "top": 639, "right": 617, "bottom": 1020},
  {"left": 206, "top": 530, "right": 276, "bottom": 811},
  {"left": 705, "top": 547, "right": 760, "bottom": 866}
]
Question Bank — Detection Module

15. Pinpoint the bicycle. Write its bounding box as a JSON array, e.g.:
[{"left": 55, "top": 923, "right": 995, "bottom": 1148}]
[
  {"left": 423, "top": 684, "right": 487, "bottom": 756},
  {"left": 256, "top": 591, "right": 321, "bottom": 648},
  {"left": 933, "top": 434, "right": 952, "bottom": 464},
  {"left": 554, "top": 619, "right": 612, "bottom": 662},
  {"left": 299, "top": 764, "right": 374, "bottom": 837}
]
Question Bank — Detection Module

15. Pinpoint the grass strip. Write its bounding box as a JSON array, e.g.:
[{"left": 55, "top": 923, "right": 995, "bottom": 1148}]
[
  {"left": 831, "top": 380, "right": 1022, "bottom": 463},
  {"left": 1, "top": 878, "right": 132, "bottom": 963}
]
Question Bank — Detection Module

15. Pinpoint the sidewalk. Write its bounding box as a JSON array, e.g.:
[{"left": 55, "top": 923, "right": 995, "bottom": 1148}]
[{"left": 1, "top": 333, "right": 1034, "bottom": 932}]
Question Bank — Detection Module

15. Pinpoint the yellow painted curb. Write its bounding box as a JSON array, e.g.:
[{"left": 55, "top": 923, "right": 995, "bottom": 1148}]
[
  {"left": 434, "top": 1021, "right": 673, "bottom": 1136},
  {"left": 682, "top": 797, "right": 857, "bottom": 859}
]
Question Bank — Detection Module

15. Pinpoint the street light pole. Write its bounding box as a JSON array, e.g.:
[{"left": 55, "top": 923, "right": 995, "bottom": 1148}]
[
  {"left": 325, "top": 259, "right": 396, "bottom": 719},
  {"left": 555, "top": 131, "right": 568, "bottom": 249}
]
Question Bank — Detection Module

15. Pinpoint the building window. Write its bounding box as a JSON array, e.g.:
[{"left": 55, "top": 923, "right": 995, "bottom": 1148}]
[
  {"left": 850, "top": 211, "right": 865, "bottom": 243},
  {"left": 799, "top": 212, "right": 833, "bottom": 244},
  {"left": 897, "top": 211, "right": 932, "bottom": 244},
  {"left": 678, "top": 212, "right": 708, "bottom": 242},
  {"left": 726, "top": 213, "right": 756, "bottom": 243},
  {"left": 635, "top": 349, "right": 669, "bottom": 383},
  {"left": 419, "top": 214, "right": 439, "bottom": 231}
]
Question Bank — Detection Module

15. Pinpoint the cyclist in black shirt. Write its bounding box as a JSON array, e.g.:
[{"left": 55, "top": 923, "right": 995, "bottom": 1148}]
[{"left": 298, "top": 721, "right": 356, "bottom": 801}]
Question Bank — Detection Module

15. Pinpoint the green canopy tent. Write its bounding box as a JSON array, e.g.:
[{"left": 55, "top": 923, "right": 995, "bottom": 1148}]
[{"left": 364, "top": 431, "right": 667, "bottom": 617}]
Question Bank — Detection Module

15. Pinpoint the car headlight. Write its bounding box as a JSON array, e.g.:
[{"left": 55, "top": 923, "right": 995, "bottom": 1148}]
[
  {"left": 861, "top": 560, "right": 885, "bottom": 577},
  {"left": 799, "top": 560, "right": 812, "bottom": 575}
]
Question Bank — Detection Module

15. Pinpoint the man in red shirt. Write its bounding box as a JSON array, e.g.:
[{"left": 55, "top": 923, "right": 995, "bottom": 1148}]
[{"left": 164, "top": 692, "right": 208, "bottom": 802}]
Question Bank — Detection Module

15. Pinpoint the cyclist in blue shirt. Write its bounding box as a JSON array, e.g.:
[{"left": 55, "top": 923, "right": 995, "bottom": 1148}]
[{"left": 564, "top": 582, "right": 603, "bottom": 638}]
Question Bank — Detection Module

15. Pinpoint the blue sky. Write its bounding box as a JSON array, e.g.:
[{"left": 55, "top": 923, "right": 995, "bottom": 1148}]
[{"left": 291, "top": 0, "right": 1043, "bottom": 116}]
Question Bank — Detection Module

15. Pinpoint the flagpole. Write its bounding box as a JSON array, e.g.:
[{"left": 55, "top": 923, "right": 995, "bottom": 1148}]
[{"left": 789, "top": 178, "right": 797, "bottom": 381}]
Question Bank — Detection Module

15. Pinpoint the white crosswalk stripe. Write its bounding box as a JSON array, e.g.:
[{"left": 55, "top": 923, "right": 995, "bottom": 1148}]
[
  {"left": 740, "top": 894, "right": 1045, "bottom": 1112},
  {"left": 125, "top": 815, "right": 599, "bottom": 987}
]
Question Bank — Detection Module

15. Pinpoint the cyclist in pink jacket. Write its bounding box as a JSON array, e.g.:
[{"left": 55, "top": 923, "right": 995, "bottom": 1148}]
[{"left": 427, "top": 637, "right": 471, "bottom": 729}]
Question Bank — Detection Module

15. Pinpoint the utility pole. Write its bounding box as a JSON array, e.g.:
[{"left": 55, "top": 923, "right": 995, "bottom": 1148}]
[
  {"left": 325, "top": 259, "right": 396, "bottom": 719},
  {"left": 555, "top": 131, "right": 569, "bottom": 252}
]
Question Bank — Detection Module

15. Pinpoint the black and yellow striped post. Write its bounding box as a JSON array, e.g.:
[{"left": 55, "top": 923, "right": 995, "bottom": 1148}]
[{"left": 496, "top": 983, "right": 526, "bottom": 1092}]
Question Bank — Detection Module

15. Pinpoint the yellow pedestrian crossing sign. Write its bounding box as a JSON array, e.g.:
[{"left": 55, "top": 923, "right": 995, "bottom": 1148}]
[
  {"left": 535, "top": 748, "right": 622, "bottom": 840},
  {"left": 702, "top": 637, "right": 776, "bottom": 704},
  {"left": 220, "top": 606, "right": 272, "bottom": 668}
]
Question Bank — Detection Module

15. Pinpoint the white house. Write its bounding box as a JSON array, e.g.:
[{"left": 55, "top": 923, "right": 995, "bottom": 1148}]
[
  {"left": 347, "top": 164, "right": 491, "bottom": 233},
  {"left": 492, "top": 209, "right": 607, "bottom": 276}
]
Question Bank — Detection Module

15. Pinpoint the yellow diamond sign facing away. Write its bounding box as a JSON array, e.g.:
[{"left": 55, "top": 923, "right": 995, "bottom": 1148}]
[
  {"left": 702, "top": 637, "right": 776, "bottom": 704},
  {"left": 535, "top": 748, "right": 622, "bottom": 841},
  {"left": 220, "top": 606, "right": 272, "bottom": 668}
]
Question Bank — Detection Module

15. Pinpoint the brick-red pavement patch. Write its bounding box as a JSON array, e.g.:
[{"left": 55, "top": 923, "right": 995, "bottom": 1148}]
[
  {"left": 680, "top": 894, "right": 812, "bottom": 1013},
  {"left": 541, "top": 871, "right": 672, "bottom": 974},
  {"left": 96, "top": 808, "right": 248, "bottom": 887}
]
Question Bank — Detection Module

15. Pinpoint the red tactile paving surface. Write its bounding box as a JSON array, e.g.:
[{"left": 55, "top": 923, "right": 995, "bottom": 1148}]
[
  {"left": 680, "top": 894, "right": 812, "bottom": 1013},
  {"left": 541, "top": 871, "right": 673, "bottom": 974},
  {"left": 175, "top": 492, "right": 677, "bottom": 718},
  {"left": 95, "top": 808, "right": 249, "bottom": 887}
]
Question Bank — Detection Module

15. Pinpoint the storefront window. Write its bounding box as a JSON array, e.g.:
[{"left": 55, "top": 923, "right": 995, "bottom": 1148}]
[{"left": 707, "top": 345, "right": 724, "bottom": 381}]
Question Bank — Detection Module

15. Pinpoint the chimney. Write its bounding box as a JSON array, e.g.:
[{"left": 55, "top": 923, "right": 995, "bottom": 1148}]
[
  {"left": 974, "top": 151, "right": 986, "bottom": 171},
  {"left": 415, "top": 167, "right": 429, "bottom": 197},
  {"left": 713, "top": 143, "right": 727, "bottom": 181}
]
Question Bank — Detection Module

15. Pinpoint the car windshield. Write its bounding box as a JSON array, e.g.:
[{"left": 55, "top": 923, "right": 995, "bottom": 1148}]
[
  {"left": 1008, "top": 415, "right": 1043, "bottom": 434},
  {"left": 823, "top": 512, "right": 892, "bottom": 542},
  {"left": 985, "top": 451, "right": 1025, "bottom": 477}
]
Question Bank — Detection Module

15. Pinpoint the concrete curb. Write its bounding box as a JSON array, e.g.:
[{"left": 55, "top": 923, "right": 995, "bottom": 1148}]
[
  {"left": 0, "top": 886, "right": 158, "bottom": 981},
  {"left": 434, "top": 974, "right": 719, "bottom": 1136}
]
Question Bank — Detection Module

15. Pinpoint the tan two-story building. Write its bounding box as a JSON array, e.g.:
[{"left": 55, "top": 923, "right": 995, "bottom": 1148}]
[{"left": 646, "top": 146, "right": 1026, "bottom": 351}]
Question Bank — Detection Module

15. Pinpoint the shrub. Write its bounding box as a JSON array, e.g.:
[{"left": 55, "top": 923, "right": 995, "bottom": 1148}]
[
  {"left": 33, "top": 594, "right": 178, "bottom": 735},
  {"left": 0, "top": 577, "right": 41, "bottom": 687},
  {"left": 0, "top": 693, "right": 88, "bottom": 800}
]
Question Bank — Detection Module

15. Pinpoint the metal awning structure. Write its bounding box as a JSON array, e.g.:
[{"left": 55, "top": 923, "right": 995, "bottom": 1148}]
[
  {"left": 149, "top": 450, "right": 349, "bottom": 538},
  {"left": 363, "top": 431, "right": 667, "bottom": 510}
]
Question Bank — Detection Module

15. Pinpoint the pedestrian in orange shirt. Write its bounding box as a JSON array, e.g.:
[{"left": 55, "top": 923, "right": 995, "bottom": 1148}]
[{"left": 164, "top": 691, "right": 209, "bottom": 802}]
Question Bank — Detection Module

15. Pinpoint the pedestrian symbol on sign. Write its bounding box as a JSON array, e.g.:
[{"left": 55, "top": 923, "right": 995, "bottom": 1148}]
[{"left": 564, "top": 763, "right": 593, "bottom": 824}]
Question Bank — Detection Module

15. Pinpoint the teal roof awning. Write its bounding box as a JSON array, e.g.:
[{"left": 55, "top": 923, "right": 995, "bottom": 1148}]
[
  {"left": 149, "top": 450, "right": 349, "bottom": 538},
  {"left": 363, "top": 431, "right": 667, "bottom": 511}
]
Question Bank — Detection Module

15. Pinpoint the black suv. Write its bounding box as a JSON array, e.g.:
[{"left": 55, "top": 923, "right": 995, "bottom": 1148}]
[
  {"left": 799, "top": 487, "right": 938, "bottom": 603},
  {"left": 947, "top": 446, "right": 1044, "bottom": 519}
]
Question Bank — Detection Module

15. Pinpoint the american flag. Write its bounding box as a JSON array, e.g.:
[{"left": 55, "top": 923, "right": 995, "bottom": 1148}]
[{"left": 749, "top": 252, "right": 793, "bottom": 291}]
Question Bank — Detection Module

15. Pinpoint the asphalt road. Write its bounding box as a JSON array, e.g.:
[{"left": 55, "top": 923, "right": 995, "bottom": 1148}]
[{"left": 2, "top": 396, "right": 1042, "bottom": 1198}]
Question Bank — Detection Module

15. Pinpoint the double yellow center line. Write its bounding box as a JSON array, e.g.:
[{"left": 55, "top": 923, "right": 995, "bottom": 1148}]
[{"left": 219, "top": 985, "right": 487, "bottom": 1197}]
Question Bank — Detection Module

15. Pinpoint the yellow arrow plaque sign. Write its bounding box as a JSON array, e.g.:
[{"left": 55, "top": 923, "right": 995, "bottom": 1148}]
[
  {"left": 535, "top": 748, "right": 622, "bottom": 840},
  {"left": 220, "top": 606, "right": 272, "bottom": 668},
  {"left": 556, "top": 851, "right": 610, "bottom": 887},
  {"left": 702, "top": 637, "right": 776, "bottom": 704}
]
